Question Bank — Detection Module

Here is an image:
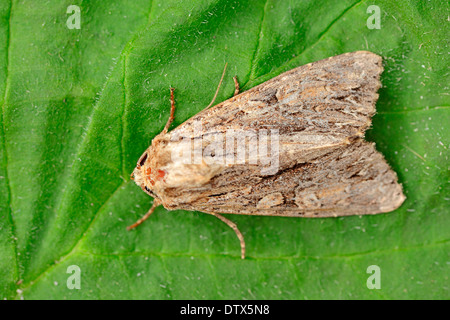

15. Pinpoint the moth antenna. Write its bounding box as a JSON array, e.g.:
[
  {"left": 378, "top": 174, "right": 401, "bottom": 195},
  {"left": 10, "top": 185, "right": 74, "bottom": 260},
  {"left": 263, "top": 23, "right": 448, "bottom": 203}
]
[
  {"left": 127, "top": 200, "right": 161, "bottom": 230},
  {"left": 233, "top": 76, "right": 240, "bottom": 96},
  {"left": 204, "top": 62, "right": 228, "bottom": 110},
  {"left": 163, "top": 88, "right": 176, "bottom": 133},
  {"left": 206, "top": 212, "right": 246, "bottom": 259}
]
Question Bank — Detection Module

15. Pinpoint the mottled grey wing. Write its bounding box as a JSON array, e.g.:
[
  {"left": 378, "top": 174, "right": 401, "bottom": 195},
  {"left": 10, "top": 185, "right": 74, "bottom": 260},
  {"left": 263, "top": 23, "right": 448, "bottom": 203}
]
[
  {"left": 171, "top": 51, "right": 384, "bottom": 169},
  {"left": 180, "top": 140, "right": 405, "bottom": 217},
  {"left": 161, "top": 51, "right": 404, "bottom": 216},
  {"left": 201, "top": 51, "right": 382, "bottom": 138},
  {"left": 209, "top": 51, "right": 383, "bottom": 136}
]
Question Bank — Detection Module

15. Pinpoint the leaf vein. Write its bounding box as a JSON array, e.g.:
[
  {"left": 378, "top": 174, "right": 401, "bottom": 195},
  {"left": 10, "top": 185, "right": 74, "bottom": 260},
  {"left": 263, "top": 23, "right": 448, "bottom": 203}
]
[
  {"left": 1, "top": 0, "right": 20, "bottom": 292},
  {"left": 247, "top": 0, "right": 270, "bottom": 82},
  {"left": 19, "top": 0, "right": 157, "bottom": 297},
  {"left": 243, "top": 0, "right": 363, "bottom": 90}
]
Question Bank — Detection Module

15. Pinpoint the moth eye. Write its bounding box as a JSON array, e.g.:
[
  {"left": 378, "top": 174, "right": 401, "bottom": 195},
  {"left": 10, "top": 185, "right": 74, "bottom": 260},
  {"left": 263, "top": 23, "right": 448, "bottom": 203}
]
[
  {"left": 143, "top": 186, "right": 156, "bottom": 197},
  {"left": 139, "top": 153, "right": 148, "bottom": 166}
]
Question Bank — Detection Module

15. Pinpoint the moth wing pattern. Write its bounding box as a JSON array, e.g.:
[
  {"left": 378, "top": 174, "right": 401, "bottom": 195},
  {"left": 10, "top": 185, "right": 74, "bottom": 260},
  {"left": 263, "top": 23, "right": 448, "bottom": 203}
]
[
  {"left": 176, "top": 50, "right": 382, "bottom": 148},
  {"left": 148, "top": 51, "right": 405, "bottom": 217},
  {"left": 182, "top": 139, "right": 405, "bottom": 217}
]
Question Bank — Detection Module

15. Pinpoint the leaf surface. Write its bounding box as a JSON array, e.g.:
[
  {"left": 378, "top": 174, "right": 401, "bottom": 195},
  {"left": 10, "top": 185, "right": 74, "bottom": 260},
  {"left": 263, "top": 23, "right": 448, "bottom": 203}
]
[{"left": 0, "top": 0, "right": 448, "bottom": 299}]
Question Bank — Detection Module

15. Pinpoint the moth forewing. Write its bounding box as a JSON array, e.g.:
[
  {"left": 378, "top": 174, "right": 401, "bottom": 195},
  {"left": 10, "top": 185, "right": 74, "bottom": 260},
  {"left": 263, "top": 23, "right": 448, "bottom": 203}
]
[{"left": 129, "top": 51, "right": 405, "bottom": 259}]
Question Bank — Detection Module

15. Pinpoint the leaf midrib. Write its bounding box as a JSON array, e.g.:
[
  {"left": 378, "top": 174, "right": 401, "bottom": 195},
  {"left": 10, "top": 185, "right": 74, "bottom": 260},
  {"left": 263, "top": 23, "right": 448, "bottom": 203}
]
[
  {"left": 13, "top": 0, "right": 158, "bottom": 297},
  {"left": 1, "top": 0, "right": 19, "bottom": 292}
]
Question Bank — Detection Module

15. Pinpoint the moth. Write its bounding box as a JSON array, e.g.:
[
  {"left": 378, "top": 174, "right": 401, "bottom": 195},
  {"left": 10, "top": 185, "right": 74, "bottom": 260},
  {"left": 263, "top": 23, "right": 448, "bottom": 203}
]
[{"left": 129, "top": 51, "right": 406, "bottom": 259}]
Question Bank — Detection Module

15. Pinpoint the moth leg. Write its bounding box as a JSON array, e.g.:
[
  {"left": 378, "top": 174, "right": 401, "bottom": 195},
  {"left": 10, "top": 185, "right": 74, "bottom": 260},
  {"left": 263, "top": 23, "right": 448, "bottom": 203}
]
[
  {"left": 163, "top": 88, "right": 176, "bottom": 133},
  {"left": 233, "top": 76, "right": 240, "bottom": 96},
  {"left": 127, "top": 200, "right": 161, "bottom": 230},
  {"left": 206, "top": 212, "right": 246, "bottom": 259},
  {"left": 204, "top": 62, "right": 228, "bottom": 110}
]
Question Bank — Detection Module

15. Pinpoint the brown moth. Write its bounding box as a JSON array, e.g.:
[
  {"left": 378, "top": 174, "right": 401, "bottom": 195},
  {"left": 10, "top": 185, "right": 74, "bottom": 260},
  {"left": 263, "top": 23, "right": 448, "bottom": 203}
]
[{"left": 128, "top": 51, "right": 406, "bottom": 259}]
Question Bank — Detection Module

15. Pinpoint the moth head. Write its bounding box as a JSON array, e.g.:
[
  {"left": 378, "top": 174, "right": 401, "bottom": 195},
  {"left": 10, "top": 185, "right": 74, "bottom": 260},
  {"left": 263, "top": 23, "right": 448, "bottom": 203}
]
[
  {"left": 131, "top": 133, "right": 224, "bottom": 205},
  {"left": 130, "top": 136, "right": 169, "bottom": 199}
]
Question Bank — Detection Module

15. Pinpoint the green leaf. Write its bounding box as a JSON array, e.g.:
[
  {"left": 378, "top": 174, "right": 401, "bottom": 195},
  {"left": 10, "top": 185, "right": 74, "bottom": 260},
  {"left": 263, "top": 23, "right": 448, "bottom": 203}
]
[{"left": 1, "top": 0, "right": 448, "bottom": 299}]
